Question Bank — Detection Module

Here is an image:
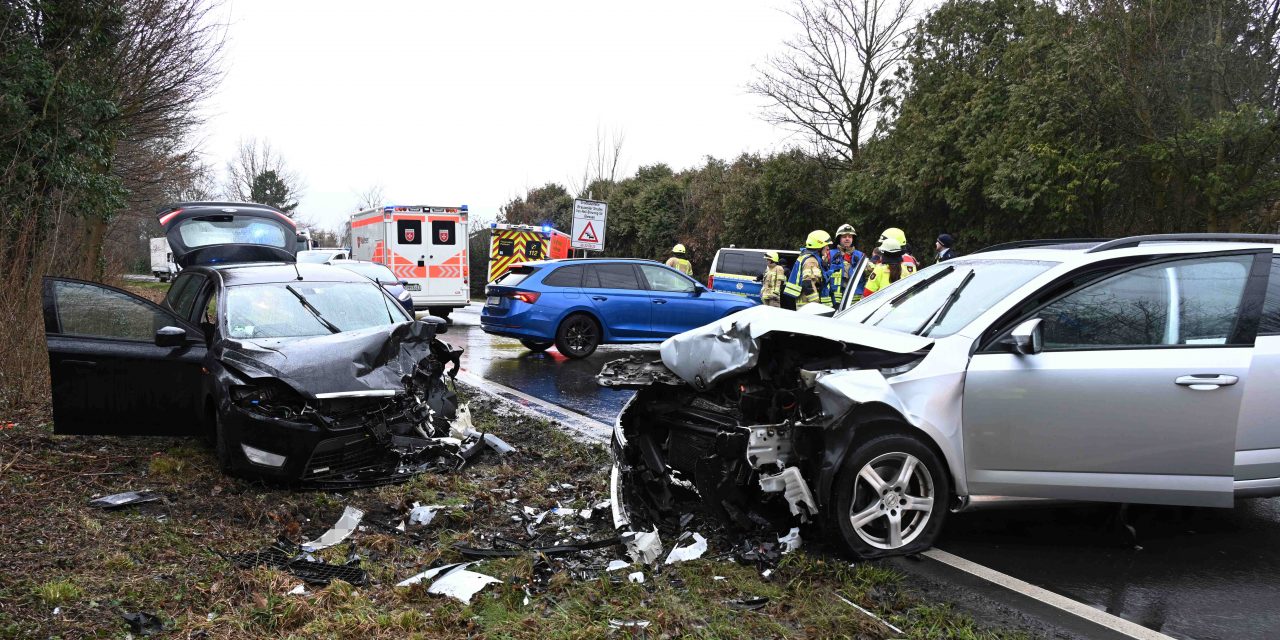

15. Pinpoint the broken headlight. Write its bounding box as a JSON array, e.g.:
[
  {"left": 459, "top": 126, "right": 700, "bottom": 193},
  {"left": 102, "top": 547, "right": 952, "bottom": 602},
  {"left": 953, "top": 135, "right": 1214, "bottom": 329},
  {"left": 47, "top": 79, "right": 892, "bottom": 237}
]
[
  {"left": 231, "top": 380, "right": 310, "bottom": 420},
  {"left": 879, "top": 357, "right": 924, "bottom": 378}
]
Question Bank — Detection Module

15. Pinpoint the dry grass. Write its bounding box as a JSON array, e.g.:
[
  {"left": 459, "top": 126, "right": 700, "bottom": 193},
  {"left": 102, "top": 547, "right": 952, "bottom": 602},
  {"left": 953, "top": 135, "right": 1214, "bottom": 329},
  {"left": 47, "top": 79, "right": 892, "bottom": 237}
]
[{"left": 0, "top": 390, "right": 1034, "bottom": 639}]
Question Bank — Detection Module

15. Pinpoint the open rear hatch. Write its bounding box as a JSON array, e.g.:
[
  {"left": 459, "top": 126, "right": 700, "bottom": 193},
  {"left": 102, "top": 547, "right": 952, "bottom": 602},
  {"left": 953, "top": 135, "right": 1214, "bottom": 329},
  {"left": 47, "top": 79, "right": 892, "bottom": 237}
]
[{"left": 159, "top": 202, "right": 298, "bottom": 267}]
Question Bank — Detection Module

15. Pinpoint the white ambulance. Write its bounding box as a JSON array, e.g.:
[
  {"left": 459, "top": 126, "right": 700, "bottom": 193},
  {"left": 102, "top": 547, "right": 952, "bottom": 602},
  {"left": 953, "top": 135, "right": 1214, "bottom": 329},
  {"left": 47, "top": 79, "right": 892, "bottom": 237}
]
[{"left": 348, "top": 205, "right": 470, "bottom": 319}]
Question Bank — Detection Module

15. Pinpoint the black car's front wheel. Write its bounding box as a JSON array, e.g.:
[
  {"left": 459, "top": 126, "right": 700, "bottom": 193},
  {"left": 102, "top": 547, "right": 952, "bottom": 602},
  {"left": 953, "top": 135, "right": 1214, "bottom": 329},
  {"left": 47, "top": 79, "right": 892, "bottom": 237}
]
[
  {"left": 554, "top": 313, "right": 600, "bottom": 358},
  {"left": 520, "top": 339, "right": 554, "bottom": 352},
  {"left": 832, "top": 432, "right": 949, "bottom": 559}
]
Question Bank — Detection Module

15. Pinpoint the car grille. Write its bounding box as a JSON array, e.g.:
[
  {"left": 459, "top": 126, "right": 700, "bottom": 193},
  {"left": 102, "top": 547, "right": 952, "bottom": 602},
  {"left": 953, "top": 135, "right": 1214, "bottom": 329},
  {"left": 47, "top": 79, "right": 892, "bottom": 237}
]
[{"left": 303, "top": 433, "right": 389, "bottom": 479}]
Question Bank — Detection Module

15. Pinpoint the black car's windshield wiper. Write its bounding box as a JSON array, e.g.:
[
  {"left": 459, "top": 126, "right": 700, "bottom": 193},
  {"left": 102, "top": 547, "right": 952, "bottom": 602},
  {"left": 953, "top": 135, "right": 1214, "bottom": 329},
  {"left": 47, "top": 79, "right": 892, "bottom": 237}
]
[
  {"left": 914, "top": 269, "right": 976, "bottom": 336},
  {"left": 286, "top": 285, "right": 341, "bottom": 334}
]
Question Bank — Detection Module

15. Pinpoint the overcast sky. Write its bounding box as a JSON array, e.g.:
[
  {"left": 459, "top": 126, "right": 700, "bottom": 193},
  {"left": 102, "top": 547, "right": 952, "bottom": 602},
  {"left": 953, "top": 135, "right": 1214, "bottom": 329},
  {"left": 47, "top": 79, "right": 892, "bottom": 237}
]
[{"left": 201, "top": 0, "right": 804, "bottom": 231}]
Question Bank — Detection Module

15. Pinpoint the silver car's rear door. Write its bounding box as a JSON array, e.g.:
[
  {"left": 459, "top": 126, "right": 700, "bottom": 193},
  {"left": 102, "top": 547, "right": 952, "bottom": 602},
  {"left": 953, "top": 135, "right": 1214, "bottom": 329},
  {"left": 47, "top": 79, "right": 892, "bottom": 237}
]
[{"left": 963, "top": 250, "right": 1270, "bottom": 508}]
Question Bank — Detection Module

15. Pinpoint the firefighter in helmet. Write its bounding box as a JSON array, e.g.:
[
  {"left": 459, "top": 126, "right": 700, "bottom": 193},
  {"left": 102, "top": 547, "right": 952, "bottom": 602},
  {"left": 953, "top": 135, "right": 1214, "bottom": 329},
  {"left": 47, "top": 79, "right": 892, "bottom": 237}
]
[
  {"left": 827, "top": 223, "right": 865, "bottom": 306},
  {"left": 878, "top": 227, "right": 918, "bottom": 268},
  {"left": 863, "top": 237, "right": 918, "bottom": 297},
  {"left": 783, "top": 230, "right": 833, "bottom": 308},
  {"left": 760, "top": 250, "right": 786, "bottom": 308},
  {"left": 666, "top": 243, "right": 693, "bottom": 277}
]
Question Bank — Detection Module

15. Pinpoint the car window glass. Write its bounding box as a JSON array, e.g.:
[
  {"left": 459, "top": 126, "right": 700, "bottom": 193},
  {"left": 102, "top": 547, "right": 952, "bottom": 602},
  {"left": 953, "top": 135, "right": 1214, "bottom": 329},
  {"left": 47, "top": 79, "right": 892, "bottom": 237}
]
[
  {"left": 397, "top": 219, "right": 421, "bottom": 245},
  {"left": 1040, "top": 255, "right": 1252, "bottom": 349},
  {"left": 542, "top": 265, "right": 583, "bottom": 287},
  {"left": 177, "top": 217, "right": 287, "bottom": 249},
  {"left": 202, "top": 292, "right": 217, "bottom": 326},
  {"left": 1260, "top": 256, "right": 1280, "bottom": 335},
  {"left": 583, "top": 265, "right": 600, "bottom": 288},
  {"left": 170, "top": 275, "right": 206, "bottom": 319},
  {"left": 495, "top": 267, "right": 533, "bottom": 287},
  {"left": 226, "top": 282, "right": 407, "bottom": 339},
  {"left": 640, "top": 264, "right": 695, "bottom": 293},
  {"left": 591, "top": 264, "right": 641, "bottom": 290},
  {"left": 53, "top": 281, "right": 173, "bottom": 341},
  {"left": 719, "top": 251, "right": 743, "bottom": 275},
  {"left": 164, "top": 273, "right": 194, "bottom": 309}
]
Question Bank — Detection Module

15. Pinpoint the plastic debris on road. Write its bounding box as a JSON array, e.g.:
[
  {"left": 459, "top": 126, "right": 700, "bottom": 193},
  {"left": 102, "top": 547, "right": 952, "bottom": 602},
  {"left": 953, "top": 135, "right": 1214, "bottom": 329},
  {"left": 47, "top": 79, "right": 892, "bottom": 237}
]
[
  {"left": 301, "top": 506, "right": 364, "bottom": 552},
  {"left": 664, "top": 532, "right": 708, "bottom": 565},
  {"left": 89, "top": 491, "right": 161, "bottom": 509},
  {"left": 627, "top": 571, "right": 645, "bottom": 584},
  {"left": 408, "top": 503, "right": 444, "bottom": 526},
  {"left": 606, "top": 559, "right": 630, "bottom": 572}
]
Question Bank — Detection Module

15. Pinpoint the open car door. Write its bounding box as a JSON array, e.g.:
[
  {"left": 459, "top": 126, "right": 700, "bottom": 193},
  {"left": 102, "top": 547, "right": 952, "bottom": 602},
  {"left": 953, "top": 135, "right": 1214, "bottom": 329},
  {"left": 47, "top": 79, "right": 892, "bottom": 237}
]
[{"left": 43, "top": 278, "right": 207, "bottom": 436}]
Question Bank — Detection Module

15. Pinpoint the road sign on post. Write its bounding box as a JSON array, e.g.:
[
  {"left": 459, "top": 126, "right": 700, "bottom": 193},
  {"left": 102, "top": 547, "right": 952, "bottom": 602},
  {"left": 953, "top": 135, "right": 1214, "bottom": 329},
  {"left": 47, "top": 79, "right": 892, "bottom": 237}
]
[{"left": 571, "top": 199, "right": 607, "bottom": 252}]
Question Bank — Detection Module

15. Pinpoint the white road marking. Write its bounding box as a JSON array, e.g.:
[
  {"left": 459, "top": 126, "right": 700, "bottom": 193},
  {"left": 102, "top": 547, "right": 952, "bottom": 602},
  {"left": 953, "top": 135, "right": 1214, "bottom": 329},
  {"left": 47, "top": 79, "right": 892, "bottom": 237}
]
[
  {"left": 455, "top": 371, "right": 612, "bottom": 444},
  {"left": 922, "top": 548, "right": 1176, "bottom": 640},
  {"left": 459, "top": 367, "right": 1172, "bottom": 639}
]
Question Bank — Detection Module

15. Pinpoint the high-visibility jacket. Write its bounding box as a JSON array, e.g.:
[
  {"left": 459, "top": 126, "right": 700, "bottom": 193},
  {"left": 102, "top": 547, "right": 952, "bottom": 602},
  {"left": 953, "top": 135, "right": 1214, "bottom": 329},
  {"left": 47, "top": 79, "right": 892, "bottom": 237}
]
[
  {"left": 761, "top": 264, "right": 785, "bottom": 304},
  {"left": 827, "top": 249, "right": 865, "bottom": 306},
  {"left": 783, "top": 250, "right": 831, "bottom": 307},
  {"left": 863, "top": 260, "right": 918, "bottom": 297},
  {"left": 666, "top": 256, "right": 692, "bottom": 276}
]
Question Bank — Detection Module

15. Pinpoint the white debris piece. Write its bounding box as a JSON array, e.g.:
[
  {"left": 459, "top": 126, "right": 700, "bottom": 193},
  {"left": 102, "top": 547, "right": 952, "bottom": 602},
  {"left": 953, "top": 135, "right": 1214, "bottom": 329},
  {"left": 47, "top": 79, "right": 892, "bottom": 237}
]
[
  {"left": 606, "top": 560, "right": 630, "bottom": 572},
  {"left": 610, "top": 619, "right": 651, "bottom": 629},
  {"left": 449, "top": 403, "right": 475, "bottom": 440},
  {"left": 713, "top": 576, "right": 726, "bottom": 581},
  {"left": 578, "top": 508, "right": 593, "bottom": 520},
  {"left": 621, "top": 528, "right": 663, "bottom": 565},
  {"left": 287, "top": 584, "right": 309, "bottom": 596},
  {"left": 301, "top": 506, "right": 364, "bottom": 552},
  {"left": 758, "top": 467, "right": 818, "bottom": 520},
  {"left": 779, "top": 527, "right": 802, "bottom": 554},
  {"left": 396, "top": 562, "right": 502, "bottom": 604},
  {"left": 762, "top": 569, "right": 774, "bottom": 579},
  {"left": 627, "top": 571, "right": 645, "bottom": 584},
  {"left": 408, "top": 503, "right": 444, "bottom": 526},
  {"left": 664, "top": 532, "right": 708, "bottom": 565},
  {"left": 548, "top": 504, "right": 576, "bottom": 517}
]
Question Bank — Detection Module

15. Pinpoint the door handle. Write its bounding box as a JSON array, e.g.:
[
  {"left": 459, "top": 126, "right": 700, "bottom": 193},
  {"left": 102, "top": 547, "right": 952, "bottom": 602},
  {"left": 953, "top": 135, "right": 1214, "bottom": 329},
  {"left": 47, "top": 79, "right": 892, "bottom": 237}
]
[
  {"left": 1174, "top": 374, "right": 1238, "bottom": 390},
  {"left": 591, "top": 296, "right": 607, "bottom": 301},
  {"left": 64, "top": 359, "right": 97, "bottom": 369},
  {"left": 653, "top": 299, "right": 667, "bottom": 304}
]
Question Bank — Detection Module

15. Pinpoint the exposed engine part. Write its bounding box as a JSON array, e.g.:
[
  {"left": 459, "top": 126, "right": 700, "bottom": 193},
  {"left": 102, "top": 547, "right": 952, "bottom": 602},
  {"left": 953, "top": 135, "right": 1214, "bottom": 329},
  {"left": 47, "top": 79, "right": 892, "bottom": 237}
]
[
  {"left": 758, "top": 467, "right": 818, "bottom": 520},
  {"left": 745, "top": 424, "right": 792, "bottom": 468}
]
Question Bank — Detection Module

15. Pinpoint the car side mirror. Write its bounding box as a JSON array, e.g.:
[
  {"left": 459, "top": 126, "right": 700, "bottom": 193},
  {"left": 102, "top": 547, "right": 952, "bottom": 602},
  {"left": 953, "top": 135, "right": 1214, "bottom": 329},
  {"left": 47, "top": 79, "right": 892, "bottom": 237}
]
[
  {"left": 693, "top": 285, "right": 706, "bottom": 295},
  {"left": 421, "top": 314, "right": 448, "bottom": 334},
  {"left": 155, "top": 325, "right": 187, "bottom": 348},
  {"left": 1008, "top": 318, "right": 1043, "bottom": 355},
  {"left": 399, "top": 279, "right": 409, "bottom": 286}
]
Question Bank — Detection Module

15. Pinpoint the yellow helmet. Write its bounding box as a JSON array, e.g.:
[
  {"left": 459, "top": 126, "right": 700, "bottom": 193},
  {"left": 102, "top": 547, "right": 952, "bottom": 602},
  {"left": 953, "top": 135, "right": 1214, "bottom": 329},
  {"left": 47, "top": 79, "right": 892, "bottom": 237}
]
[
  {"left": 879, "top": 227, "right": 907, "bottom": 246},
  {"left": 765, "top": 250, "right": 780, "bottom": 263},
  {"left": 878, "top": 237, "right": 903, "bottom": 253},
  {"left": 672, "top": 243, "right": 687, "bottom": 254},
  {"left": 805, "top": 230, "right": 833, "bottom": 249}
]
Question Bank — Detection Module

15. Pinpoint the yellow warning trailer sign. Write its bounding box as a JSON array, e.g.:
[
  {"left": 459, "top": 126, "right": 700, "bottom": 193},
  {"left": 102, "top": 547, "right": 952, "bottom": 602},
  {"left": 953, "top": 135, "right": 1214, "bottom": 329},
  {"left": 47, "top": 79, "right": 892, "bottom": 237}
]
[{"left": 487, "top": 223, "right": 571, "bottom": 282}]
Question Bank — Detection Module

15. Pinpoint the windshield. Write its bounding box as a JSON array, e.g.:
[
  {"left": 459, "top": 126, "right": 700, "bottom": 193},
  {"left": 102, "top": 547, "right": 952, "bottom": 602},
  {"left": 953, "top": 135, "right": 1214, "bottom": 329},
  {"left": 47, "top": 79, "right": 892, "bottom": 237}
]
[
  {"left": 839, "top": 259, "right": 1055, "bottom": 337},
  {"left": 297, "top": 251, "right": 335, "bottom": 264},
  {"left": 225, "top": 281, "right": 410, "bottom": 339},
  {"left": 333, "top": 262, "right": 397, "bottom": 283}
]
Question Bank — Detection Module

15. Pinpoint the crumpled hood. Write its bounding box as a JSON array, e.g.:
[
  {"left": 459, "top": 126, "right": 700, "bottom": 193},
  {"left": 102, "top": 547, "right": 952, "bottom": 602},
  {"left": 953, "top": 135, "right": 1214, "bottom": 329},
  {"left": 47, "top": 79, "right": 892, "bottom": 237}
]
[
  {"left": 219, "top": 320, "right": 442, "bottom": 398},
  {"left": 659, "top": 305, "right": 933, "bottom": 389}
]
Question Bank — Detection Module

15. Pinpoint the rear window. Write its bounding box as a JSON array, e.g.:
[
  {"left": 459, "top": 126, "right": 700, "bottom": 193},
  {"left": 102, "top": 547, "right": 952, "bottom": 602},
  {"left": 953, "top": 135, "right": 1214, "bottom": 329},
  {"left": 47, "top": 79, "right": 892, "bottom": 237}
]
[
  {"left": 495, "top": 266, "right": 534, "bottom": 287},
  {"left": 178, "top": 216, "right": 288, "bottom": 249},
  {"left": 716, "top": 250, "right": 766, "bottom": 278},
  {"left": 542, "top": 265, "right": 583, "bottom": 287}
]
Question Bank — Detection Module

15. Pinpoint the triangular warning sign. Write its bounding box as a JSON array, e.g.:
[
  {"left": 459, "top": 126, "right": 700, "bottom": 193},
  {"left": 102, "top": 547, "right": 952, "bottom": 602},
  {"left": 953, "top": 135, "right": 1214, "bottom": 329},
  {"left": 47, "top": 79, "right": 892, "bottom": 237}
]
[{"left": 577, "top": 221, "right": 599, "bottom": 243}]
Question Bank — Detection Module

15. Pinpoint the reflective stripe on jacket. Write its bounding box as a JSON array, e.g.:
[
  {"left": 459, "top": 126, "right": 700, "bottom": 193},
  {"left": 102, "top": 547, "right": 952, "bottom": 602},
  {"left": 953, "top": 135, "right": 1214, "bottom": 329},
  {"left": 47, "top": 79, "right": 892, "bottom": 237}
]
[
  {"left": 666, "top": 257, "right": 692, "bottom": 276},
  {"left": 784, "top": 250, "right": 830, "bottom": 306},
  {"left": 761, "top": 264, "right": 785, "bottom": 302}
]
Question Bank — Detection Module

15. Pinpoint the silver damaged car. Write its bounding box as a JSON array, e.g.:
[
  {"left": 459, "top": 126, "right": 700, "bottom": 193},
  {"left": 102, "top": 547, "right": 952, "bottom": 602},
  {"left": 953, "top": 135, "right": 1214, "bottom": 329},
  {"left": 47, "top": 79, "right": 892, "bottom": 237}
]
[{"left": 601, "top": 234, "right": 1280, "bottom": 558}]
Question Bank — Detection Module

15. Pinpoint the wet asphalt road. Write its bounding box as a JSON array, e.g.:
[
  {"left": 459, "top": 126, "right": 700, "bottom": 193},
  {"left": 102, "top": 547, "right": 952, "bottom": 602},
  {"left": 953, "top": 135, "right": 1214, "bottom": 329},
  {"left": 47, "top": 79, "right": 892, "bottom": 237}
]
[{"left": 440, "top": 304, "right": 1280, "bottom": 640}]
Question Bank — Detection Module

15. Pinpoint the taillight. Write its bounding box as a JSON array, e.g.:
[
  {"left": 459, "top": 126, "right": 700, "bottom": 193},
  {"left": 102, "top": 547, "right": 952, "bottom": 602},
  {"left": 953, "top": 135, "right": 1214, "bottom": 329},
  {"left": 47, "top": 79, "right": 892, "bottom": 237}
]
[
  {"left": 512, "top": 291, "right": 540, "bottom": 304},
  {"left": 708, "top": 275, "right": 715, "bottom": 289}
]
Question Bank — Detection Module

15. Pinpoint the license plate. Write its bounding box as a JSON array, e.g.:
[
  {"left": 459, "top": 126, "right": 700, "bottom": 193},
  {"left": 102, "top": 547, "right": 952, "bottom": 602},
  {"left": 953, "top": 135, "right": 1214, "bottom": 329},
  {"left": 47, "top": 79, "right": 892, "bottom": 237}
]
[
  {"left": 486, "top": 296, "right": 502, "bottom": 306},
  {"left": 405, "top": 283, "right": 421, "bottom": 291}
]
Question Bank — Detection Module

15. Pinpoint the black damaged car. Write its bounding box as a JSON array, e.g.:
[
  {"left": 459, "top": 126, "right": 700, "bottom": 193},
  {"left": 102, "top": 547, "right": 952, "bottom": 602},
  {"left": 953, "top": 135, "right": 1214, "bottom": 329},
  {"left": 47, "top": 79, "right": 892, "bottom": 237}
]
[{"left": 42, "top": 202, "right": 464, "bottom": 487}]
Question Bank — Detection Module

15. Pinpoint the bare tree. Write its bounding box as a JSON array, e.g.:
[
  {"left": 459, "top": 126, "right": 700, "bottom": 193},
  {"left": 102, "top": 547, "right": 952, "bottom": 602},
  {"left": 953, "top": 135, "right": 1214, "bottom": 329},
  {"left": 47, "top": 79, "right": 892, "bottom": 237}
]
[
  {"left": 569, "top": 125, "right": 627, "bottom": 198},
  {"left": 354, "top": 183, "right": 386, "bottom": 210},
  {"left": 750, "top": 0, "right": 915, "bottom": 165},
  {"left": 224, "top": 137, "right": 304, "bottom": 212}
]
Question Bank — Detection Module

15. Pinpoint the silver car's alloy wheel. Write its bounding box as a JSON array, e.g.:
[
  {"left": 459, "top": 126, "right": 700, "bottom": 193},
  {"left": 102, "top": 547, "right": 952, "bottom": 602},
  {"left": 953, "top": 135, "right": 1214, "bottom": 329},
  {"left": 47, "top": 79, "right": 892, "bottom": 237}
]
[{"left": 848, "top": 451, "right": 935, "bottom": 550}]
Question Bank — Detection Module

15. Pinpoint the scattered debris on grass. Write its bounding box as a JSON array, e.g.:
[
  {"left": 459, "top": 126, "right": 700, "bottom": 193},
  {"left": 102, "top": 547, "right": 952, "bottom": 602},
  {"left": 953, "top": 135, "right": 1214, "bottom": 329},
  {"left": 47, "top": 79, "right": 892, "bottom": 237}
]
[
  {"left": 88, "top": 490, "right": 161, "bottom": 509},
  {"left": 217, "top": 539, "right": 369, "bottom": 586},
  {"left": 121, "top": 611, "right": 165, "bottom": 636},
  {"left": 300, "top": 505, "right": 363, "bottom": 552}
]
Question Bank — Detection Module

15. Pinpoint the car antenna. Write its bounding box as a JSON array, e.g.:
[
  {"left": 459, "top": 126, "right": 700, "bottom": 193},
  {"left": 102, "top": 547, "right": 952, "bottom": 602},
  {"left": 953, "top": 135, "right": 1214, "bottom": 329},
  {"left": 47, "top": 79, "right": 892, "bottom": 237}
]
[{"left": 293, "top": 261, "right": 304, "bottom": 281}]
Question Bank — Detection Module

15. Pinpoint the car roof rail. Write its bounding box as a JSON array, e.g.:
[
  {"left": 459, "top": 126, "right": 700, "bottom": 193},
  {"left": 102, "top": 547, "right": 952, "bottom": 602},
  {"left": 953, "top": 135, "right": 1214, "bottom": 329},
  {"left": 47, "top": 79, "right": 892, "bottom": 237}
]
[
  {"left": 158, "top": 201, "right": 288, "bottom": 214},
  {"left": 1085, "top": 233, "right": 1280, "bottom": 253},
  {"left": 970, "top": 238, "right": 1112, "bottom": 254}
]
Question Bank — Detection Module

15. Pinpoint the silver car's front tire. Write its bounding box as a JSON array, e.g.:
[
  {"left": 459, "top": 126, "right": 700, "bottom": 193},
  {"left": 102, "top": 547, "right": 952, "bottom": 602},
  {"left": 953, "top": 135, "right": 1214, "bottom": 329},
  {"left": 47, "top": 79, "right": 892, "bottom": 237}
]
[{"left": 833, "top": 433, "right": 950, "bottom": 558}]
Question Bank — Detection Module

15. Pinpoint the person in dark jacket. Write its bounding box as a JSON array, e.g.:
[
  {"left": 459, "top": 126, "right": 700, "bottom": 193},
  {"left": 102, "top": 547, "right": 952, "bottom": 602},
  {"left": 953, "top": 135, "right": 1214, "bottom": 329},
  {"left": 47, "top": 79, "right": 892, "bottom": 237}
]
[{"left": 936, "top": 233, "right": 957, "bottom": 262}]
